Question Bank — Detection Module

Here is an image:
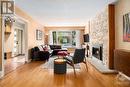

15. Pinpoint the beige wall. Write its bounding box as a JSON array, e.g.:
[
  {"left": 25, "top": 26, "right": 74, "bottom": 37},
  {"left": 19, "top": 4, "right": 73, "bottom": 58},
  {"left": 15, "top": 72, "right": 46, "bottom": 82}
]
[
  {"left": 3, "top": 6, "right": 45, "bottom": 59},
  {"left": 45, "top": 26, "right": 85, "bottom": 34},
  {"left": 85, "top": 21, "right": 90, "bottom": 34},
  {"left": 0, "top": 4, "right": 45, "bottom": 74},
  {"left": 14, "top": 6, "right": 44, "bottom": 51},
  {"left": 115, "top": 0, "right": 130, "bottom": 50}
]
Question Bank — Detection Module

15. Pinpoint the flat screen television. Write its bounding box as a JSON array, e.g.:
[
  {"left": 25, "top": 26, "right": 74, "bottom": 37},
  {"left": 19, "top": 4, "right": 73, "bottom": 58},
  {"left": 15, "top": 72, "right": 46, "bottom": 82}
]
[{"left": 83, "top": 34, "right": 89, "bottom": 42}]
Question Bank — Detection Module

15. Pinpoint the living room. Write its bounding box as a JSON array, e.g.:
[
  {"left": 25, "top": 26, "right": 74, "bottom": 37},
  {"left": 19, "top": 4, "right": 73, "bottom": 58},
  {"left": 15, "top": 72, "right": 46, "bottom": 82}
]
[{"left": 0, "top": 0, "right": 130, "bottom": 87}]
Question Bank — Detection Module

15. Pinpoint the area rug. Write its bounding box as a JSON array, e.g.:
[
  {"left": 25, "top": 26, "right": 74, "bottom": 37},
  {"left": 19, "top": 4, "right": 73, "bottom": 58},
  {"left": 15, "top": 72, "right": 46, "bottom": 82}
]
[{"left": 41, "top": 56, "right": 80, "bottom": 69}]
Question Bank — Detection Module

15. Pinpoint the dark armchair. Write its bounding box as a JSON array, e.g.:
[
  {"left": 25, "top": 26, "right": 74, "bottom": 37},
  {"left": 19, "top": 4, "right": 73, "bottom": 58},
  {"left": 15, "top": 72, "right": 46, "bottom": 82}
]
[{"left": 64, "top": 48, "right": 88, "bottom": 73}]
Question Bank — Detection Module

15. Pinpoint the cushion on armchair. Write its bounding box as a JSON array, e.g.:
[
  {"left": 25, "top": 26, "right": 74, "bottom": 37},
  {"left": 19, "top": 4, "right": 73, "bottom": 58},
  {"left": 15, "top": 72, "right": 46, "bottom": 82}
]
[{"left": 38, "top": 45, "right": 44, "bottom": 51}]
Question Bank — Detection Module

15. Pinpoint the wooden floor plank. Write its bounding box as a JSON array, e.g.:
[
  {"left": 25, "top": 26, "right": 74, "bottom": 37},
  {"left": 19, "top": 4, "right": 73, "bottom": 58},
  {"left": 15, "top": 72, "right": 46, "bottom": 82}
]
[
  {"left": 4, "top": 56, "right": 25, "bottom": 75},
  {"left": 0, "top": 61, "right": 130, "bottom": 87}
]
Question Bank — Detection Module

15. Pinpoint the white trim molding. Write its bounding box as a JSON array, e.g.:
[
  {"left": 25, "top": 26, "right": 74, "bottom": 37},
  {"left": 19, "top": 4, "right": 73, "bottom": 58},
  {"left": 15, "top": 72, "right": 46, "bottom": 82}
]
[{"left": 0, "top": 70, "right": 4, "bottom": 78}]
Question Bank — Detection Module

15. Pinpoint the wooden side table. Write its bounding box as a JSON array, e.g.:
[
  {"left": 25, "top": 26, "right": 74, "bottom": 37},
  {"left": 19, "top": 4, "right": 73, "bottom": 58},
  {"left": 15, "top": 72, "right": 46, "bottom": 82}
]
[{"left": 54, "top": 58, "right": 66, "bottom": 74}]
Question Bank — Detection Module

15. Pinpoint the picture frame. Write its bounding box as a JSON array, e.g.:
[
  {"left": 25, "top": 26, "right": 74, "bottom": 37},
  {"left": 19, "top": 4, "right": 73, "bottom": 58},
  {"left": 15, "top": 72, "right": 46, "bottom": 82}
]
[
  {"left": 123, "top": 12, "right": 130, "bottom": 42},
  {"left": 36, "top": 30, "right": 43, "bottom": 40}
]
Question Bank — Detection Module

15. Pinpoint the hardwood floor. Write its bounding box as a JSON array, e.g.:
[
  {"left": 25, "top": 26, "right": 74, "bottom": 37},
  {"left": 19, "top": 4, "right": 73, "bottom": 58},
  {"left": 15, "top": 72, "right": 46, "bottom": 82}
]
[
  {"left": 0, "top": 61, "right": 130, "bottom": 87},
  {"left": 4, "top": 56, "right": 25, "bottom": 75}
]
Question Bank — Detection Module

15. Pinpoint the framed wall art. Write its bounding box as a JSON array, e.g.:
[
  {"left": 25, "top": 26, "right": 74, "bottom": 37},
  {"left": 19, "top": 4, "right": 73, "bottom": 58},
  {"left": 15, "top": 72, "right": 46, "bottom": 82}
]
[
  {"left": 36, "top": 30, "right": 43, "bottom": 40},
  {"left": 123, "top": 12, "right": 130, "bottom": 42}
]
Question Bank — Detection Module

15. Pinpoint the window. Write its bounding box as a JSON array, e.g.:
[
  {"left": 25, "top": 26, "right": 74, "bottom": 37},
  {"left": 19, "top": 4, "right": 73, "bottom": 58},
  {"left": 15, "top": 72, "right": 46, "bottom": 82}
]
[{"left": 52, "top": 31, "right": 76, "bottom": 47}]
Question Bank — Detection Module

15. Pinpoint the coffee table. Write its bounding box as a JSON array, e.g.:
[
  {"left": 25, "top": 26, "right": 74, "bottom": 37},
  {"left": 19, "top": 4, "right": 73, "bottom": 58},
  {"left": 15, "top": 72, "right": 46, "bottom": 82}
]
[{"left": 54, "top": 58, "right": 66, "bottom": 74}]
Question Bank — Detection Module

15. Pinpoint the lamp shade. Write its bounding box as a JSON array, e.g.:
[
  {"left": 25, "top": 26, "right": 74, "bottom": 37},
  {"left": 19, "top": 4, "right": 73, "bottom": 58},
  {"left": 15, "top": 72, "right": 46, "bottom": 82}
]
[{"left": 83, "top": 34, "right": 89, "bottom": 42}]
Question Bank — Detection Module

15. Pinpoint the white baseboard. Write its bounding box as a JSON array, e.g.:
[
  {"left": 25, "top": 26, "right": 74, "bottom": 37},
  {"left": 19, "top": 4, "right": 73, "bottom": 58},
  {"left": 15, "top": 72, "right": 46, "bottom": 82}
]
[
  {"left": 0, "top": 71, "right": 4, "bottom": 79},
  {"left": 0, "top": 71, "right": 1, "bottom": 78},
  {"left": 25, "top": 59, "right": 32, "bottom": 63}
]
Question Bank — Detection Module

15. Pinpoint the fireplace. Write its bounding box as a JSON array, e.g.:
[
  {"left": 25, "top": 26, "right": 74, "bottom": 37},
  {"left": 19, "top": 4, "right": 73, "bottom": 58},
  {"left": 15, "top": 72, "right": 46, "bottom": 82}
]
[{"left": 92, "top": 44, "right": 103, "bottom": 61}]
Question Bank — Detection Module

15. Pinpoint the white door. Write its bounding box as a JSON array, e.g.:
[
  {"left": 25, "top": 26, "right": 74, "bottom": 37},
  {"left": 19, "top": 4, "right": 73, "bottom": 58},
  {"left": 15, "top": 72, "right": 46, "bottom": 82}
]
[{"left": 14, "top": 29, "right": 23, "bottom": 56}]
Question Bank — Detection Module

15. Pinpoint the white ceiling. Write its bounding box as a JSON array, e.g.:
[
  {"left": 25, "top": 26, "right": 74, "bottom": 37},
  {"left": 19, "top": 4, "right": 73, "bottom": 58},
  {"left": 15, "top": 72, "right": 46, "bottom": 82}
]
[{"left": 15, "top": 0, "right": 117, "bottom": 26}]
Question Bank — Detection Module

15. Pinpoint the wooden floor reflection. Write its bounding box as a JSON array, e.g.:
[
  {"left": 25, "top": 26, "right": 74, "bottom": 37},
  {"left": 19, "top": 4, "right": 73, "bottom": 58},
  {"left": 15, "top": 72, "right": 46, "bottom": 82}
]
[
  {"left": 4, "top": 56, "right": 25, "bottom": 75},
  {"left": 0, "top": 61, "right": 130, "bottom": 87}
]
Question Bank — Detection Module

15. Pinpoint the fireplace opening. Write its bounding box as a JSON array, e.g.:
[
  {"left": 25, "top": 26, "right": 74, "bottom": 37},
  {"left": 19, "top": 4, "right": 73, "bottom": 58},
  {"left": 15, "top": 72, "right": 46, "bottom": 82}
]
[{"left": 92, "top": 44, "right": 103, "bottom": 61}]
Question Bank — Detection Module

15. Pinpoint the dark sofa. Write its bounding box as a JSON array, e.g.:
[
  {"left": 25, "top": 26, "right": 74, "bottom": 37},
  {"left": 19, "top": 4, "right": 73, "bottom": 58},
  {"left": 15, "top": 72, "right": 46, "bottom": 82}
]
[
  {"left": 49, "top": 45, "right": 67, "bottom": 56},
  {"left": 31, "top": 45, "right": 50, "bottom": 61}
]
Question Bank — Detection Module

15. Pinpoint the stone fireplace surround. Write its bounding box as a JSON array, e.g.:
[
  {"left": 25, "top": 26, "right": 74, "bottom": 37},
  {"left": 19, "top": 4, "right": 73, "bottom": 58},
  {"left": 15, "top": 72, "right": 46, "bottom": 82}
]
[
  {"left": 87, "top": 4, "right": 116, "bottom": 73},
  {"left": 88, "top": 43, "right": 116, "bottom": 73},
  {"left": 88, "top": 44, "right": 116, "bottom": 73},
  {"left": 88, "top": 7, "right": 109, "bottom": 71}
]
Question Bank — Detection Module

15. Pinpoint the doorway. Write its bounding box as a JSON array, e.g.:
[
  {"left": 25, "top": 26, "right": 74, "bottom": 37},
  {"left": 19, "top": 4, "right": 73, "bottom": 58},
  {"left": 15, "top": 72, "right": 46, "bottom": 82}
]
[{"left": 3, "top": 16, "right": 27, "bottom": 75}]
